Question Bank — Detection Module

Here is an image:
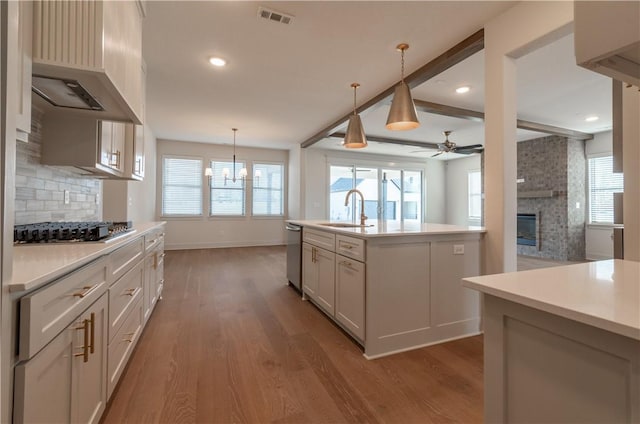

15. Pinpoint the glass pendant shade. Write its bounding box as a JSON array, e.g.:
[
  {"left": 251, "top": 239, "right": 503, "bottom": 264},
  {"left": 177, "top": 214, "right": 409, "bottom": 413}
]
[
  {"left": 386, "top": 81, "right": 420, "bottom": 131},
  {"left": 343, "top": 114, "right": 368, "bottom": 148}
]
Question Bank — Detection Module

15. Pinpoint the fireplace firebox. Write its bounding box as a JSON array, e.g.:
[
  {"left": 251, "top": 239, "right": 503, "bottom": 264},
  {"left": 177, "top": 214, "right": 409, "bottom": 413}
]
[{"left": 517, "top": 213, "right": 537, "bottom": 246}]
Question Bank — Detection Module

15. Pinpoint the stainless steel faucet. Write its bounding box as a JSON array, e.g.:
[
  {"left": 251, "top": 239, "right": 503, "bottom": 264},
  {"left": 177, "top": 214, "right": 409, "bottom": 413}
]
[{"left": 344, "top": 189, "right": 367, "bottom": 226}]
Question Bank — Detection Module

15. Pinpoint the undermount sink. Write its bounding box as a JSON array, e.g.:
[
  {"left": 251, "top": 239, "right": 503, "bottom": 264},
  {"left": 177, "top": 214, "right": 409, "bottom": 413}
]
[{"left": 318, "top": 222, "right": 373, "bottom": 228}]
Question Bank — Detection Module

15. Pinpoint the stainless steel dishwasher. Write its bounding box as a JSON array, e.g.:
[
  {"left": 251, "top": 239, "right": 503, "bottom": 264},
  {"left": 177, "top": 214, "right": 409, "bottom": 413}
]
[{"left": 285, "top": 223, "right": 302, "bottom": 293}]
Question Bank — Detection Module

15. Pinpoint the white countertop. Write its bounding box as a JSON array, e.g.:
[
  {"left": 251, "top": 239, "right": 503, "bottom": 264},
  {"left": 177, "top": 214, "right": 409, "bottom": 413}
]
[
  {"left": 463, "top": 259, "right": 640, "bottom": 341},
  {"left": 10, "top": 222, "right": 165, "bottom": 293},
  {"left": 288, "top": 220, "right": 485, "bottom": 238}
]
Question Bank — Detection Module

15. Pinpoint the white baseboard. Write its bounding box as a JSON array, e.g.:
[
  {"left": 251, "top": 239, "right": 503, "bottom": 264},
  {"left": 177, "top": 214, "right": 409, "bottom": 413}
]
[{"left": 166, "top": 240, "right": 285, "bottom": 250}]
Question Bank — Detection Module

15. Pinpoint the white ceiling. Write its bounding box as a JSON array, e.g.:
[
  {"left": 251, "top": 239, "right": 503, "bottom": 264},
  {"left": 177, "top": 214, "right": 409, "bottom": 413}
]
[{"left": 142, "top": 1, "right": 612, "bottom": 159}]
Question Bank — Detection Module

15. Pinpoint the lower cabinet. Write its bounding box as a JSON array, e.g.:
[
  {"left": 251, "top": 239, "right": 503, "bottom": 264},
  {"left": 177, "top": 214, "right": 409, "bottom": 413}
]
[
  {"left": 302, "top": 242, "right": 335, "bottom": 315},
  {"left": 335, "top": 255, "right": 365, "bottom": 341},
  {"left": 302, "top": 229, "right": 365, "bottom": 342},
  {"left": 143, "top": 240, "right": 165, "bottom": 324},
  {"left": 14, "top": 293, "right": 108, "bottom": 424}
]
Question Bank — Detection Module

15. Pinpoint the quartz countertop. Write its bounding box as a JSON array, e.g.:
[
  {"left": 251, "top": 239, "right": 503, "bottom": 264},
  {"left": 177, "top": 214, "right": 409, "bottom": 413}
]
[
  {"left": 10, "top": 221, "right": 165, "bottom": 293},
  {"left": 287, "top": 220, "right": 485, "bottom": 238},
  {"left": 462, "top": 259, "right": 640, "bottom": 340}
]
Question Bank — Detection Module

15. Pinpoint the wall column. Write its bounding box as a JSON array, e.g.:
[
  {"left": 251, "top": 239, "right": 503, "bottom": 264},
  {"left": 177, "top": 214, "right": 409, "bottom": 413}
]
[{"left": 483, "top": 2, "right": 573, "bottom": 274}]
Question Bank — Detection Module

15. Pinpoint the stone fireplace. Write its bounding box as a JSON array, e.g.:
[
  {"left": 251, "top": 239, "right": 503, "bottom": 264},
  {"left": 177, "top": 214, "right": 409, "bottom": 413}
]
[{"left": 517, "top": 135, "right": 586, "bottom": 261}]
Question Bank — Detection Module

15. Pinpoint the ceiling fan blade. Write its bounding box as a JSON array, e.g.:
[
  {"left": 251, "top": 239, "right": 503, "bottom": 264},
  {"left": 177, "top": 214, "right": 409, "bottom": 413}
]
[
  {"left": 430, "top": 151, "right": 444, "bottom": 158},
  {"left": 454, "top": 148, "right": 484, "bottom": 154},
  {"left": 456, "top": 144, "right": 483, "bottom": 149}
]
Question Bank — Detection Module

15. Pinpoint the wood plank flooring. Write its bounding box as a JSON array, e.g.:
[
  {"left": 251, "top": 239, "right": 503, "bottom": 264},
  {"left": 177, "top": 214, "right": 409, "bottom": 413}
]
[
  {"left": 101, "top": 246, "right": 483, "bottom": 424},
  {"left": 517, "top": 254, "right": 589, "bottom": 271}
]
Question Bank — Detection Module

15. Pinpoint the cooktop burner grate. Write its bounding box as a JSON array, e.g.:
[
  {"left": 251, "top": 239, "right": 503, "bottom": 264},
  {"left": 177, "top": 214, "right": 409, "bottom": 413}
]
[{"left": 14, "top": 221, "right": 133, "bottom": 244}]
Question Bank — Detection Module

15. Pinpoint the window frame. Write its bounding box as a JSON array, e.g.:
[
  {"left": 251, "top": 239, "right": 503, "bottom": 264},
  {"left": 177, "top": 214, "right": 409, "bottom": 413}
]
[
  {"left": 208, "top": 158, "right": 247, "bottom": 217},
  {"left": 160, "top": 155, "right": 204, "bottom": 218},
  {"left": 587, "top": 153, "right": 624, "bottom": 226},
  {"left": 251, "top": 161, "right": 285, "bottom": 217}
]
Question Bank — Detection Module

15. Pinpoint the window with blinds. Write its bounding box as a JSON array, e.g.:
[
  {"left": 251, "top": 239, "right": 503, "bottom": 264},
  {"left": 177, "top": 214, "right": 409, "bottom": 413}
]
[
  {"left": 252, "top": 163, "right": 284, "bottom": 216},
  {"left": 210, "top": 160, "right": 246, "bottom": 216},
  {"left": 162, "top": 156, "right": 203, "bottom": 216},
  {"left": 468, "top": 170, "right": 482, "bottom": 224},
  {"left": 588, "top": 155, "right": 624, "bottom": 224}
]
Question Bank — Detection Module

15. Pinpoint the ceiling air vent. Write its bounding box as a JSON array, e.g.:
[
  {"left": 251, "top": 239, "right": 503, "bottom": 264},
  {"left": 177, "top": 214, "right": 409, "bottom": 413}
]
[{"left": 258, "top": 6, "right": 293, "bottom": 25}]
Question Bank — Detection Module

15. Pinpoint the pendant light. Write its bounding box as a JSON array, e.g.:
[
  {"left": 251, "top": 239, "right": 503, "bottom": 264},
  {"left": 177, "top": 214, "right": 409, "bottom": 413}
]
[
  {"left": 343, "top": 83, "right": 368, "bottom": 149},
  {"left": 386, "top": 43, "right": 420, "bottom": 131}
]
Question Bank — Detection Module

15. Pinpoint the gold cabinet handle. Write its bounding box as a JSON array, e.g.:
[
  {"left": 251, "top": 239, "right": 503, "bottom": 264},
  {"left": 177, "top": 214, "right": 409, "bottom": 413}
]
[
  {"left": 123, "top": 331, "right": 136, "bottom": 343},
  {"left": 342, "top": 244, "right": 354, "bottom": 250},
  {"left": 89, "top": 312, "right": 95, "bottom": 354},
  {"left": 73, "top": 284, "right": 99, "bottom": 298},
  {"left": 74, "top": 319, "right": 90, "bottom": 363},
  {"left": 340, "top": 260, "right": 353, "bottom": 268},
  {"left": 124, "top": 287, "right": 141, "bottom": 297}
]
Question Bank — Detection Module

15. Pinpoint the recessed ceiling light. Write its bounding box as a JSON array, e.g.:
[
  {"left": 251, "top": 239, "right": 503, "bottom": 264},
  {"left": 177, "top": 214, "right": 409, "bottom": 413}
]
[
  {"left": 456, "top": 86, "right": 470, "bottom": 94},
  {"left": 585, "top": 115, "right": 599, "bottom": 122},
  {"left": 208, "top": 57, "right": 227, "bottom": 67}
]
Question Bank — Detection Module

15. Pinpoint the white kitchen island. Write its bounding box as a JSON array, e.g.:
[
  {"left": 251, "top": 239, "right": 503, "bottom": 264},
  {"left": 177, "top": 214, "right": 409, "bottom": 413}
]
[
  {"left": 463, "top": 260, "right": 640, "bottom": 423},
  {"left": 289, "top": 220, "right": 486, "bottom": 358}
]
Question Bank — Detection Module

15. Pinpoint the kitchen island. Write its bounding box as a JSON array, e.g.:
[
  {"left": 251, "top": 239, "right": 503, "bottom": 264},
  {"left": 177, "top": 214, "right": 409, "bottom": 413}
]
[
  {"left": 289, "top": 220, "right": 486, "bottom": 358},
  {"left": 463, "top": 260, "right": 640, "bottom": 423}
]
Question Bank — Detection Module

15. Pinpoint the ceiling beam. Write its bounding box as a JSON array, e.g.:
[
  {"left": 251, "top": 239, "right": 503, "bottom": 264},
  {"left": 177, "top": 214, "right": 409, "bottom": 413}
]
[
  {"left": 330, "top": 132, "right": 439, "bottom": 149},
  {"left": 414, "top": 99, "right": 594, "bottom": 140},
  {"left": 300, "top": 29, "right": 485, "bottom": 148}
]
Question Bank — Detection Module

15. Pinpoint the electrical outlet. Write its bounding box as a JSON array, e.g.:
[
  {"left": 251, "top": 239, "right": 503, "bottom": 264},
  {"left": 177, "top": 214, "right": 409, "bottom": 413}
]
[
  {"left": 95, "top": 194, "right": 100, "bottom": 205},
  {"left": 64, "top": 190, "right": 70, "bottom": 205},
  {"left": 576, "top": 202, "right": 580, "bottom": 209},
  {"left": 453, "top": 244, "right": 465, "bottom": 255}
]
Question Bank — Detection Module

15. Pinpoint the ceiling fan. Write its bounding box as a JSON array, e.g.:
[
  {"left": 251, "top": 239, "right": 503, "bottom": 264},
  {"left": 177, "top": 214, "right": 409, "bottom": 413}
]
[{"left": 431, "top": 131, "right": 484, "bottom": 157}]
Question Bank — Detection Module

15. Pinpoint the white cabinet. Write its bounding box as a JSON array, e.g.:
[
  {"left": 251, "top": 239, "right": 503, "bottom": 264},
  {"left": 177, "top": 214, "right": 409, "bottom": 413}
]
[
  {"left": 99, "top": 121, "right": 126, "bottom": 174},
  {"left": 16, "top": 0, "right": 32, "bottom": 142},
  {"left": 143, "top": 234, "right": 165, "bottom": 324},
  {"left": 302, "top": 229, "right": 365, "bottom": 341},
  {"left": 32, "top": 0, "right": 144, "bottom": 123},
  {"left": 335, "top": 256, "right": 365, "bottom": 341},
  {"left": 15, "top": 293, "right": 108, "bottom": 424},
  {"left": 302, "top": 242, "right": 336, "bottom": 315}
]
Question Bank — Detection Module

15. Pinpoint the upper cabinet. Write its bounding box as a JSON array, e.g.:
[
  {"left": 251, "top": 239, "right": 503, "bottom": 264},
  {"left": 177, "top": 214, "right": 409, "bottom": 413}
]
[
  {"left": 16, "top": 0, "right": 33, "bottom": 142},
  {"left": 32, "top": 0, "right": 144, "bottom": 124},
  {"left": 574, "top": 1, "right": 640, "bottom": 87}
]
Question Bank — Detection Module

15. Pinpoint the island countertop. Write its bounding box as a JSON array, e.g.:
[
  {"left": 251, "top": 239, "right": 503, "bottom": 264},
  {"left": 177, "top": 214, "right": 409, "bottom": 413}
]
[
  {"left": 287, "top": 220, "right": 485, "bottom": 238},
  {"left": 463, "top": 259, "right": 640, "bottom": 341},
  {"left": 10, "top": 221, "right": 165, "bottom": 293}
]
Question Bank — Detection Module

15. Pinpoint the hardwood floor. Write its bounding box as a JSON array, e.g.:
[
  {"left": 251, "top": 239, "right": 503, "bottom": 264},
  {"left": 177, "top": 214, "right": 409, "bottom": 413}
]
[
  {"left": 102, "top": 246, "right": 483, "bottom": 424},
  {"left": 517, "top": 254, "right": 589, "bottom": 271}
]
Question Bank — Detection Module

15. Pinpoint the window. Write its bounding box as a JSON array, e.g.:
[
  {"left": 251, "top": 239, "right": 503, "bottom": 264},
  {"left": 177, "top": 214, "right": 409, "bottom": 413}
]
[
  {"left": 252, "top": 163, "right": 284, "bottom": 216},
  {"left": 162, "top": 156, "right": 203, "bottom": 216},
  {"left": 209, "top": 160, "right": 246, "bottom": 216},
  {"left": 468, "top": 170, "right": 482, "bottom": 224},
  {"left": 588, "top": 155, "right": 624, "bottom": 224}
]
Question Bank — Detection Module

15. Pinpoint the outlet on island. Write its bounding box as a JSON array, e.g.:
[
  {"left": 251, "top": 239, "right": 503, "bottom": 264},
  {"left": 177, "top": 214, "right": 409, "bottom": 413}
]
[
  {"left": 453, "top": 244, "right": 465, "bottom": 255},
  {"left": 64, "top": 190, "right": 70, "bottom": 205}
]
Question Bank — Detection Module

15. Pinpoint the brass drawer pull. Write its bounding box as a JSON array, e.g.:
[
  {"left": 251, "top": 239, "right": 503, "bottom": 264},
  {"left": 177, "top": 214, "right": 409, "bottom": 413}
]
[
  {"left": 342, "top": 244, "right": 354, "bottom": 250},
  {"left": 89, "top": 312, "right": 95, "bottom": 354},
  {"left": 73, "top": 319, "right": 90, "bottom": 362},
  {"left": 124, "top": 287, "right": 140, "bottom": 297},
  {"left": 123, "top": 331, "right": 136, "bottom": 343},
  {"left": 340, "top": 260, "right": 353, "bottom": 267},
  {"left": 73, "top": 284, "right": 99, "bottom": 298}
]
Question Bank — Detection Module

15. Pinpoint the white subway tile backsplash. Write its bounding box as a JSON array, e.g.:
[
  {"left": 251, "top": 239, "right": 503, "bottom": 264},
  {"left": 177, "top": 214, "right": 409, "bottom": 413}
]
[{"left": 15, "top": 109, "right": 101, "bottom": 225}]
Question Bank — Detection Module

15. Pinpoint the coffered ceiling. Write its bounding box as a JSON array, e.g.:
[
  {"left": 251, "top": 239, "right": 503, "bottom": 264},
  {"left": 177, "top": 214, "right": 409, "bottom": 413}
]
[{"left": 142, "top": 1, "right": 612, "bottom": 159}]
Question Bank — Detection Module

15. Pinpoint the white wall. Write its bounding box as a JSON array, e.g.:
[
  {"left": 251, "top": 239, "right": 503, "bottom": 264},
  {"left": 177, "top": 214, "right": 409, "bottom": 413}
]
[
  {"left": 287, "top": 144, "right": 303, "bottom": 219},
  {"left": 156, "top": 139, "right": 288, "bottom": 250},
  {"left": 302, "top": 147, "right": 446, "bottom": 223},
  {"left": 585, "top": 131, "right": 615, "bottom": 260},
  {"left": 445, "top": 155, "right": 482, "bottom": 226}
]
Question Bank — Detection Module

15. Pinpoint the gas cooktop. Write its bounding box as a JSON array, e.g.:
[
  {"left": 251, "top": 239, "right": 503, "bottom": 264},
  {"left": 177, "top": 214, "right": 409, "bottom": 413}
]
[{"left": 14, "top": 221, "right": 133, "bottom": 244}]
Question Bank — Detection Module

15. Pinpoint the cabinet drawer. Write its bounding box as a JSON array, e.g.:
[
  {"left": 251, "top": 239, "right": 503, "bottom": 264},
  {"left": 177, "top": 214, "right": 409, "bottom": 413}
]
[
  {"left": 336, "top": 235, "right": 365, "bottom": 262},
  {"left": 303, "top": 228, "right": 335, "bottom": 251},
  {"left": 19, "top": 257, "right": 108, "bottom": 361},
  {"left": 107, "top": 297, "right": 143, "bottom": 399},
  {"left": 144, "top": 227, "right": 165, "bottom": 253},
  {"left": 109, "top": 237, "right": 144, "bottom": 284},
  {"left": 108, "top": 260, "right": 143, "bottom": 343}
]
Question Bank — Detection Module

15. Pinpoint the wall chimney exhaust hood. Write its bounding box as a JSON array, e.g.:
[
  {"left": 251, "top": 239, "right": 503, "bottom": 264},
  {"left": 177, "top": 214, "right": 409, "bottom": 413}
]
[{"left": 575, "top": 1, "right": 640, "bottom": 87}]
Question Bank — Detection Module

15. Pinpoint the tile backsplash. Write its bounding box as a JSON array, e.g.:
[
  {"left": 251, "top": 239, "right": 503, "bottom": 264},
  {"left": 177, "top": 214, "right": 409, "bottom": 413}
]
[{"left": 15, "top": 109, "right": 101, "bottom": 225}]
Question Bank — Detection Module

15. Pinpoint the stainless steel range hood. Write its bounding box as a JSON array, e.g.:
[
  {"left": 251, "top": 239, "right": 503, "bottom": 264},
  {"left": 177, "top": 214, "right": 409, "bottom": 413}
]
[{"left": 32, "top": 75, "right": 105, "bottom": 111}]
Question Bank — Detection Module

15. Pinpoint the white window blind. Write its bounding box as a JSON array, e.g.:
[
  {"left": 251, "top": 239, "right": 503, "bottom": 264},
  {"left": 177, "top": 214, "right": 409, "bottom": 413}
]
[
  {"left": 210, "top": 160, "right": 246, "bottom": 216},
  {"left": 162, "top": 157, "right": 203, "bottom": 216},
  {"left": 588, "top": 156, "right": 624, "bottom": 224},
  {"left": 468, "top": 170, "right": 482, "bottom": 223},
  {"left": 252, "top": 163, "right": 284, "bottom": 216}
]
